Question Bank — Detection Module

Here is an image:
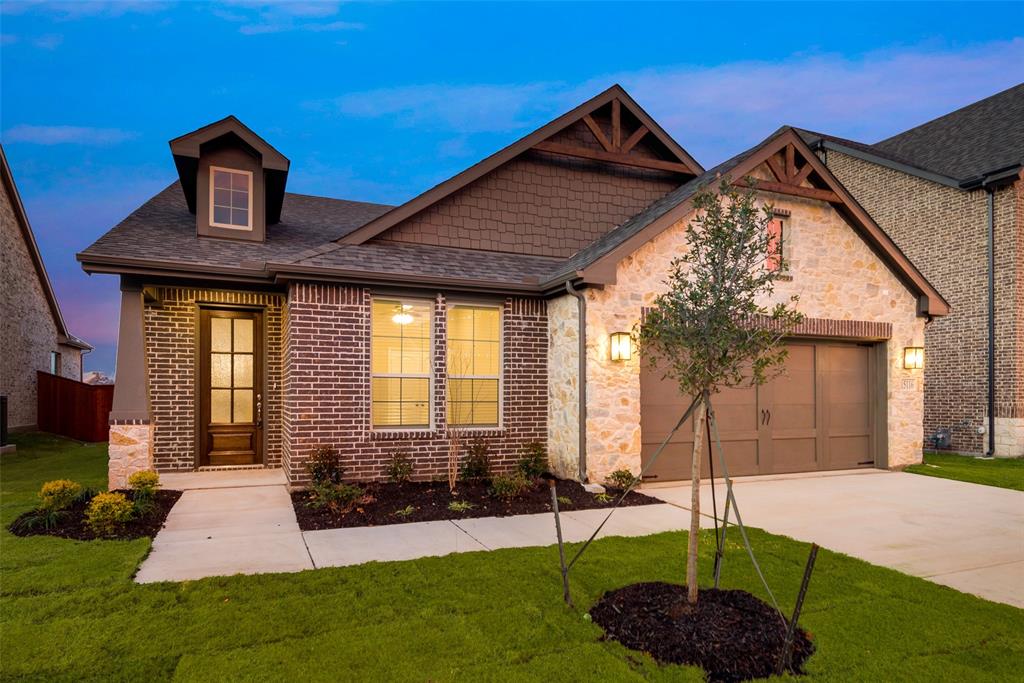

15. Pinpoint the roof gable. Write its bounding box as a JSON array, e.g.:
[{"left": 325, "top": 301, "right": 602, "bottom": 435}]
[{"left": 338, "top": 85, "right": 703, "bottom": 248}]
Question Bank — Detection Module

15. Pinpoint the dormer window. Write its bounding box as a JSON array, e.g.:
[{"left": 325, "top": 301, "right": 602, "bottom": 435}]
[{"left": 210, "top": 167, "right": 253, "bottom": 230}]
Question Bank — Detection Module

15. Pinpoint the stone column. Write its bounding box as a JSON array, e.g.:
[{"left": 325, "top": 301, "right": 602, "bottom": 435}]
[{"left": 107, "top": 280, "right": 153, "bottom": 489}]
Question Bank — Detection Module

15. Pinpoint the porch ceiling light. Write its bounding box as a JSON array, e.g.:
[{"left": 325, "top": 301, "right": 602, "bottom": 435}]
[
  {"left": 903, "top": 346, "right": 924, "bottom": 370},
  {"left": 610, "top": 332, "right": 632, "bottom": 361},
  {"left": 392, "top": 304, "right": 414, "bottom": 326}
]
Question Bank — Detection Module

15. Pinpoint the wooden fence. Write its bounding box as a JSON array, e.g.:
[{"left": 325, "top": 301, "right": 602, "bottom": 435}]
[{"left": 37, "top": 371, "right": 114, "bottom": 442}]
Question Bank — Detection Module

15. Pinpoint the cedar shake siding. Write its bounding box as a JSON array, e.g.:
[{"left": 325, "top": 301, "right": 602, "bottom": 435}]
[
  {"left": 377, "top": 118, "right": 679, "bottom": 258},
  {"left": 282, "top": 283, "right": 547, "bottom": 484},
  {"left": 144, "top": 287, "right": 285, "bottom": 470}
]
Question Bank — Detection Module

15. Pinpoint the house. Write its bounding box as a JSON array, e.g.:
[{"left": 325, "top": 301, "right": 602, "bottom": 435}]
[
  {"left": 1, "top": 145, "right": 92, "bottom": 434},
  {"left": 78, "top": 86, "right": 947, "bottom": 489},
  {"left": 800, "top": 83, "right": 1024, "bottom": 457}
]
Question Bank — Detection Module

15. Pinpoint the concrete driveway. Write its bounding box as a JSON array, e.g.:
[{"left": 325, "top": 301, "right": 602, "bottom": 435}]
[{"left": 649, "top": 470, "right": 1024, "bottom": 607}]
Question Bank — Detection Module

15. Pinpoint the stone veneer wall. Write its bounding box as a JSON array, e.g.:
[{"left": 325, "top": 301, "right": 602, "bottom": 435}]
[
  {"left": 0, "top": 175, "right": 82, "bottom": 428},
  {"left": 108, "top": 422, "right": 153, "bottom": 489},
  {"left": 557, "top": 189, "right": 927, "bottom": 482},
  {"left": 282, "top": 283, "right": 547, "bottom": 485},
  {"left": 547, "top": 294, "right": 580, "bottom": 478},
  {"left": 825, "top": 151, "right": 1022, "bottom": 456},
  {"left": 143, "top": 287, "right": 285, "bottom": 470}
]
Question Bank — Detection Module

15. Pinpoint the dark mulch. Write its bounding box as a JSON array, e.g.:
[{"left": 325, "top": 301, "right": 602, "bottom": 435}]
[
  {"left": 8, "top": 490, "right": 183, "bottom": 541},
  {"left": 292, "top": 478, "right": 658, "bottom": 531},
  {"left": 590, "top": 582, "right": 814, "bottom": 682}
]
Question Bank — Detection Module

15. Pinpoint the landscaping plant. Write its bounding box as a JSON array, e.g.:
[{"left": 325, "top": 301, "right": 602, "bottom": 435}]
[
  {"left": 447, "top": 500, "right": 475, "bottom": 513},
  {"left": 307, "top": 482, "right": 367, "bottom": 514},
  {"left": 127, "top": 470, "right": 161, "bottom": 517},
  {"left": 307, "top": 446, "right": 343, "bottom": 485},
  {"left": 491, "top": 472, "right": 529, "bottom": 500},
  {"left": 461, "top": 438, "right": 492, "bottom": 482},
  {"left": 637, "top": 181, "right": 803, "bottom": 606},
  {"left": 517, "top": 442, "right": 548, "bottom": 480},
  {"left": 10, "top": 479, "right": 83, "bottom": 532},
  {"left": 605, "top": 469, "right": 638, "bottom": 490},
  {"left": 385, "top": 451, "right": 414, "bottom": 484},
  {"left": 84, "top": 492, "right": 135, "bottom": 537}
]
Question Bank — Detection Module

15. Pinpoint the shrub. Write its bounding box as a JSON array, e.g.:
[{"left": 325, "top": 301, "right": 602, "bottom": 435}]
[
  {"left": 393, "top": 505, "right": 416, "bottom": 518},
  {"left": 128, "top": 470, "right": 161, "bottom": 497},
  {"left": 594, "top": 492, "right": 613, "bottom": 504},
  {"left": 605, "top": 469, "right": 638, "bottom": 490},
  {"left": 491, "top": 472, "right": 529, "bottom": 500},
  {"left": 557, "top": 495, "right": 573, "bottom": 507},
  {"left": 517, "top": 442, "right": 549, "bottom": 480},
  {"left": 385, "top": 451, "right": 414, "bottom": 484},
  {"left": 39, "top": 479, "right": 82, "bottom": 512},
  {"left": 307, "top": 446, "right": 343, "bottom": 485},
  {"left": 448, "top": 500, "right": 475, "bottom": 513},
  {"left": 85, "top": 492, "right": 134, "bottom": 537},
  {"left": 307, "top": 482, "right": 366, "bottom": 514},
  {"left": 461, "top": 439, "right": 491, "bottom": 482}
]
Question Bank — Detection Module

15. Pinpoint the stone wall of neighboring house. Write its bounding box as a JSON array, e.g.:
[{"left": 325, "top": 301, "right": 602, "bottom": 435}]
[
  {"left": 143, "top": 287, "right": 285, "bottom": 470},
  {"left": 547, "top": 293, "right": 580, "bottom": 479},
  {"left": 825, "top": 151, "right": 1023, "bottom": 456},
  {"left": 559, "top": 189, "right": 926, "bottom": 483},
  {"left": 282, "top": 284, "right": 547, "bottom": 484},
  {"left": 0, "top": 177, "right": 82, "bottom": 429}
]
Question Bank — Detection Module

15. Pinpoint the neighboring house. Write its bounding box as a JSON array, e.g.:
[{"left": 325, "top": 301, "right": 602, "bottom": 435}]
[
  {"left": 0, "top": 145, "right": 92, "bottom": 431},
  {"left": 79, "top": 86, "right": 947, "bottom": 489},
  {"left": 801, "top": 83, "right": 1024, "bottom": 457}
]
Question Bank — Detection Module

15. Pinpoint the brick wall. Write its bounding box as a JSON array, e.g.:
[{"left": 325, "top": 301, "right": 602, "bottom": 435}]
[
  {"left": 282, "top": 283, "right": 547, "bottom": 484},
  {"left": 144, "top": 287, "right": 284, "bottom": 470},
  {"left": 825, "top": 151, "right": 1022, "bottom": 453},
  {"left": 377, "top": 118, "right": 679, "bottom": 258}
]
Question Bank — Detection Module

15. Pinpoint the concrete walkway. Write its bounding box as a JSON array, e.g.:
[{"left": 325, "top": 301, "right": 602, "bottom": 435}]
[{"left": 650, "top": 470, "right": 1024, "bottom": 608}]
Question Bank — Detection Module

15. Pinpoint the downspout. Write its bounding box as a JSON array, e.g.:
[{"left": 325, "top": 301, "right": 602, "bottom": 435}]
[
  {"left": 565, "top": 280, "right": 588, "bottom": 482},
  {"left": 985, "top": 186, "right": 996, "bottom": 457},
  {"left": 80, "top": 347, "right": 91, "bottom": 383}
]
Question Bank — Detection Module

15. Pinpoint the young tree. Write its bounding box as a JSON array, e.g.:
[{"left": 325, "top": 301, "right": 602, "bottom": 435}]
[{"left": 637, "top": 180, "right": 803, "bottom": 606}]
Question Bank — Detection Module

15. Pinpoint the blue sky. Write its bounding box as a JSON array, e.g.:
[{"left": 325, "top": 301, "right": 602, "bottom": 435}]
[{"left": 2, "top": 1, "right": 1022, "bottom": 375}]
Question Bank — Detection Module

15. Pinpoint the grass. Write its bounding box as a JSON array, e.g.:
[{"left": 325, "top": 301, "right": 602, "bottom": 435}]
[
  {"left": 905, "top": 451, "right": 1024, "bottom": 491},
  {"left": 2, "top": 433, "right": 1022, "bottom": 681}
]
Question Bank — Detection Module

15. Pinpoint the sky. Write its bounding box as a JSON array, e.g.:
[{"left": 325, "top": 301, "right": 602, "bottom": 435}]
[{"left": 2, "top": 1, "right": 1022, "bottom": 376}]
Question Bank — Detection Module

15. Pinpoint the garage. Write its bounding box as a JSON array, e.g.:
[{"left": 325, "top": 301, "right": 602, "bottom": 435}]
[{"left": 640, "top": 341, "right": 881, "bottom": 481}]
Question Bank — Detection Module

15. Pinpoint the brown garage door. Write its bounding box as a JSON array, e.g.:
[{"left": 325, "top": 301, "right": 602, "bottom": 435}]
[{"left": 640, "top": 341, "right": 876, "bottom": 481}]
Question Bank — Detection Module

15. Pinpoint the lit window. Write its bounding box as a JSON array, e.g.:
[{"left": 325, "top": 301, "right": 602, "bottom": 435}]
[
  {"left": 767, "top": 218, "right": 784, "bottom": 272},
  {"left": 210, "top": 167, "right": 252, "bottom": 229},
  {"left": 447, "top": 305, "right": 500, "bottom": 427},
  {"left": 371, "top": 299, "right": 432, "bottom": 428}
]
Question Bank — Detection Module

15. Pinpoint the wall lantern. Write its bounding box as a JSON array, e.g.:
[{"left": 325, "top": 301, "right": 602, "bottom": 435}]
[
  {"left": 610, "top": 332, "right": 632, "bottom": 361},
  {"left": 903, "top": 346, "right": 924, "bottom": 370}
]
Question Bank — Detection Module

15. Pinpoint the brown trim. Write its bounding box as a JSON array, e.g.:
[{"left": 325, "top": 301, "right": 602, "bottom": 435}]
[
  {"left": 733, "top": 178, "right": 841, "bottom": 203},
  {"left": 577, "top": 128, "right": 950, "bottom": 317},
  {"left": 338, "top": 85, "right": 703, "bottom": 246},
  {"left": 533, "top": 141, "right": 695, "bottom": 174},
  {"left": 169, "top": 115, "right": 289, "bottom": 171}
]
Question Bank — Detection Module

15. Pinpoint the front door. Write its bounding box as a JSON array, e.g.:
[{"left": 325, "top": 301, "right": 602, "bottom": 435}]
[{"left": 199, "top": 308, "right": 262, "bottom": 467}]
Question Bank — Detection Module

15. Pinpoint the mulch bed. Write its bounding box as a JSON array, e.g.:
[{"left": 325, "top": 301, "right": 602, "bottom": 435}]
[
  {"left": 292, "top": 478, "right": 659, "bottom": 531},
  {"left": 590, "top": 582, "right": 814, "bottom": 682},
  {"left": 8, "top": 489, "right": 183, "bottom": 541}
]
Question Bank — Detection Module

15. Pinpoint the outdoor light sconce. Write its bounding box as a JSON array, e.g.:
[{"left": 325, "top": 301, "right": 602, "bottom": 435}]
[
  {"left": 903, "top": 346, "right": 924, "bottom": 370},
  {"left": 610, "top": 332, "right": 632, "bottom": 361}
]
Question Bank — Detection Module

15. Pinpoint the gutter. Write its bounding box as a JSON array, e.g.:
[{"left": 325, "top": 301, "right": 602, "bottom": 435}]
[{"left": 565, "top": 280, "right": 588, "bottom": 483}]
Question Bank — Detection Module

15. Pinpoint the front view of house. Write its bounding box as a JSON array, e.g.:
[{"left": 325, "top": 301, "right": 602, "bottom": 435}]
[{"left": 78, "top": 86, "right": 948, "bottom": 489}]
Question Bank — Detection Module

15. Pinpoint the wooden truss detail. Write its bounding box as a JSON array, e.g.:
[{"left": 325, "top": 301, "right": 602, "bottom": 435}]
[
  {"left": 533, "top": 98, "right": 694, "bottom": 175},
  {"left": 735, "top": 143, "right": 840, "bottom": 203}
]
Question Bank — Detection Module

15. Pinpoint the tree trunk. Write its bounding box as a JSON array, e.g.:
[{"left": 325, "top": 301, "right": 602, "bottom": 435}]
[{"left": 686, "top": 396, "right": 707, "bottom": 605}]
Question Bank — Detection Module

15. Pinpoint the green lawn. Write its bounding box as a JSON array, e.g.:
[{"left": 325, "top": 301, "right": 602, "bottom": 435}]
[
  {"left": 2, "top": 434, "right": 1022, "bottom": 681},
  {"left": 906, "top": 451, "right": 1024, "bottom": 491}
]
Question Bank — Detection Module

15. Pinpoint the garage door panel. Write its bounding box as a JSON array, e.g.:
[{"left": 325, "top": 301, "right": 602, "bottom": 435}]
[
  {"left": 829, "top": 435, "right": 872, "bottom": 468},
  {"left": 640, "top": 404, "right": 694, "bottom": 437},
  {"left": 640, "top": 441, "right": 694, "bottom": 482},
  {"left": 829, "top": 404, "right": 869, "bottom": 432},
  {"left": 770, "top": 437, "right": 817, "bottom": 473}
]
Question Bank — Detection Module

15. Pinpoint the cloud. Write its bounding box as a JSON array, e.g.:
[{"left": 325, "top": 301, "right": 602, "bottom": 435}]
[
  {"left": 238, "top": 18, "right": 362, "bottom": 35},
  {"left": 0, "top": 1, "right": 170, "bottom": 19},
  {"left": 3, "top": 125, "right": 139, "bottom": 145},
  {"left": 210, "top": 1, "right": 362, "bottom": 35},
  {"left": 31, "top": 33, "right": 63, "bottom": 49},
  {"left": 315, "top": 39, "right": 1024, "bottom": 165},
  {"left": 0, "top": 33, "right": 16, "bottom": 45}
]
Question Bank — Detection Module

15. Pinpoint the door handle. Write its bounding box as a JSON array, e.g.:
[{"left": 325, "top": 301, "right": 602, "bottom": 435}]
[
  {"left": 760, "top": 409, "right": 766, "bottom": 425},
  {"left": 766, "top": 409, "right": 771, "bottom": 425},
  {"left": 256, "top": 393, "right": 262, "bottom": 428}
]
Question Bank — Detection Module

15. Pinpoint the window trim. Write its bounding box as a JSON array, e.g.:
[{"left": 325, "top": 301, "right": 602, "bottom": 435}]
[
  {"left": 49, "top": 351, "right": 61, "bottom": 376},
  {"left": 209, "top": 166, "right": 254, "bottom": 231},
  {"left": 369, "top": 297, "right": 434, "bottom": 431},
  {"left": 445, "top": 302, "right": 503, "bottom": 429}
]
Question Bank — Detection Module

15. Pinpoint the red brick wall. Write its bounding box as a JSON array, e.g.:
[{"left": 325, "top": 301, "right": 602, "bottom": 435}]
[
  {"left": 282, "top": 283, "right": 547, "bottom": 484},
  {"left": 376, "top": 119, "right": 680, "bottom": 258},
  {"left": 145, "top": 287, "right": 285, "bottom": 470}
]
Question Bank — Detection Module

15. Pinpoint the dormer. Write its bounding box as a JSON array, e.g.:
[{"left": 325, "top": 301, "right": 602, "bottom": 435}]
[{"left": 169, "top": 116, "right": 290, "bottom": 242}]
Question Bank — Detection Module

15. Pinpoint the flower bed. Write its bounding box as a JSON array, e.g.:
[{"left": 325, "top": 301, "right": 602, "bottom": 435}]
[
  {"left": 8, "top": 489, "right": 182, "bottom": 541},
  {"left": 291, "top": 479, "right": 658, "bottom": 531}
]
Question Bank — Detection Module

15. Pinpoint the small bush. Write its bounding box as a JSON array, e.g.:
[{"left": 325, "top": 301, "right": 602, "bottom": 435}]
[
  {"left": 556, "top": 495, "right": 572, "bottom": 507},
  {"left": 594, "top": 492, "right": 613, "bottom": 504},
  {"left": 128, "top": 470, "right": 161, "bottom": 496},
  {"left": 393, "top": 505, "right": 416, "bottom": 518},
  {"left": 307, "top": 446, "right": 343, "bottom": 485},
  {"left": 85, "top": 492, "right": 134, "bottom": 537},
  {"left": 517, "top": 442, "right": 549, "bottom": 480},
  {"left": 39, "top": 479, "right": 82, "bottom": 512},
  {"left": 448, "top": 500, "right": 475, "bottom": 513},
  {"left": 385, "top": 451, "right": 414, "bottom": 484},
  {"left": 461, "top": 439, "right": 491, "bottom": 482},
  {"left": 605, "top": 469, "right": 638, "bottom": 490},
  {"left": 307, "top": 482, "right": 366, "bottom": 514},
  {"left": 491, "top": 472, "right": 529, "bottom": 500}
]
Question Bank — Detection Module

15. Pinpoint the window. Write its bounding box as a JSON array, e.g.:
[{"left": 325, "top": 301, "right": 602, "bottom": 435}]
[
  {"left": 49, "top": 351, "right": 61, "bottom": 376},
  {"left": 447, "top": 305, "right": 500, "bottom": 427},
  {"left": 371, "top": 299, "right": 432, "bottom": 428},
  {"left": 767, "top": 218, "right": 784, "bottom": 272},
  {"left": 210, "top": 167, "right": 252, "bottom": 229}
]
